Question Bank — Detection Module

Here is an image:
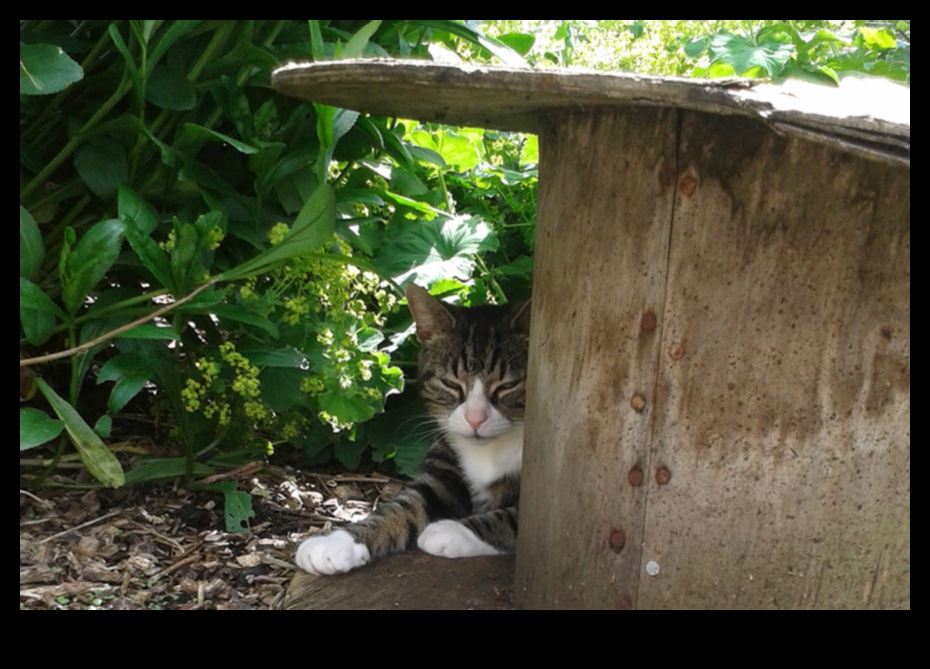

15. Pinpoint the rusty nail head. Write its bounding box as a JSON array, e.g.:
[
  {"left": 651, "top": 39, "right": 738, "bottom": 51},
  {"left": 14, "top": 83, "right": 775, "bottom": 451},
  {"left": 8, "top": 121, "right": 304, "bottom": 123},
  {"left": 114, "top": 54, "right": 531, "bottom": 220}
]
[
  {"left": 655, "top": 466, "right": 672, "bottom": 485},
  {"left": 609, "top": 529, "right": 626, "bottom": 553},
  {"left": 640, "top": 311, "right": 657, "bottom": 332},
  {"left": 680, "top": 175, "right": 697, "bottom": 197},
  {"left": 615, "top": 595, "right": 632, "bottom": 610},
  {"left": 628, "top": 467, "right": 644, "bottom": 487},
  {"left": 669, "top": 343, "right": 685, "bottom": 360},
  {"left": 631, "top": 394, "right": 646, "bottom": 412}
]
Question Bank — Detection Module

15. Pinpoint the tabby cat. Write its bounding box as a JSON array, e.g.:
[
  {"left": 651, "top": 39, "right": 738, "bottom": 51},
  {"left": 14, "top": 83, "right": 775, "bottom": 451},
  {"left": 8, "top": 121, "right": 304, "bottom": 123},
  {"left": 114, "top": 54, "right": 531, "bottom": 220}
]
[{"left": 295, "top": 283, "right": 530, "bottom": 574}]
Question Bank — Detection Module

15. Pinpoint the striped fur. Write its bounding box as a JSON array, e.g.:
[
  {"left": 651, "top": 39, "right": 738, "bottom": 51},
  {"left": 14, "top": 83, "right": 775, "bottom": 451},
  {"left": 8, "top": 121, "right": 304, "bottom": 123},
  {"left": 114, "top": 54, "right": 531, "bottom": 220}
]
[{"left": 295, "top": 284, "right": 530, "bottom": 575}]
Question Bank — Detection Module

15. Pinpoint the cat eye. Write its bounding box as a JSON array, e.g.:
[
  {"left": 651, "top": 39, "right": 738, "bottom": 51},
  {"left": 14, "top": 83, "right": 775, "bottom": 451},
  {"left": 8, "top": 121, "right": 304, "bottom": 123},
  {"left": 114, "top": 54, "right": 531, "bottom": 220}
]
[
  {"left": 494, "top": 380, "right": 521, "bottom": 392},
  {"left": 491, "top": 379, "right": 522, "bottom": 400},
  {"left": 439, "top": 378, "right": 464, "bottom": 398}
]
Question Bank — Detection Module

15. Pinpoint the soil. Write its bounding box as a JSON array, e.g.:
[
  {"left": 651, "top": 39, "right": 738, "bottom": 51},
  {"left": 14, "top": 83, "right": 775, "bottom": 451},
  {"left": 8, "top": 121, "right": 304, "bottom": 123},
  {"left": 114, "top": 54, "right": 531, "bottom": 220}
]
[
  {"left": 19, "top": 464, "right": 403, "bottom": 610},
  {"left": 20, "top": 463, "right": 516, "bottom": 610}
]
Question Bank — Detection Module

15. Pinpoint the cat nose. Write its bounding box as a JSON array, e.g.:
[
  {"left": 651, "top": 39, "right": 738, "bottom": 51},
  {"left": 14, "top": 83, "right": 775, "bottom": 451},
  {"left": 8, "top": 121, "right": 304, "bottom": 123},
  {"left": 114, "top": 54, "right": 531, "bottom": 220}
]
[{"left": 465, "top": 406, "right": 487, "bottom": 431}]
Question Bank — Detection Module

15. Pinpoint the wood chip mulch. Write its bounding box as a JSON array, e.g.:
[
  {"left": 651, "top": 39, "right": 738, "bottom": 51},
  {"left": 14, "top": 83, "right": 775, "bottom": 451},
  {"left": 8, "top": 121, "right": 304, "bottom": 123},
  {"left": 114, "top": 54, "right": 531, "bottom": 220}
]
[{"left": 19, "top": 466, "right": 402, "bottom": 610}]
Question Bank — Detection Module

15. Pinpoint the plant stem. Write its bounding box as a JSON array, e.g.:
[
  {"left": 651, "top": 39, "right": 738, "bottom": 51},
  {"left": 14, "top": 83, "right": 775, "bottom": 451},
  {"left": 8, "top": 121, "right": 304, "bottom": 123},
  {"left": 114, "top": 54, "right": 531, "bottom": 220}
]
[{"left": 20, "top": 280, "right": 218, "bottom": 367}]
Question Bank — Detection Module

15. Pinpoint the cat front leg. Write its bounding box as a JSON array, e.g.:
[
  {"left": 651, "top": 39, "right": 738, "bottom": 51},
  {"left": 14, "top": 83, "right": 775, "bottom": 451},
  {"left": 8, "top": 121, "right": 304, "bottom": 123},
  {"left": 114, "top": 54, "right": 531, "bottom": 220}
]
[
  {"left": 295, "top": 529, "right": 371, "bottom": 574},
  {"left": 417, "top": 520, "right": 504, "bottom": 558}
]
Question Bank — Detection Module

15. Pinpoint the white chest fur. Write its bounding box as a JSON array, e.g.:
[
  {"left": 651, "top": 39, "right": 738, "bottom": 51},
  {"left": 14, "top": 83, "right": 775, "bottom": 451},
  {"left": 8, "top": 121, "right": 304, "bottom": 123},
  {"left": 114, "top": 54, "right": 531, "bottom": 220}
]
[{"left": 447, "top": 425, "right": 523, "bottom": 505}]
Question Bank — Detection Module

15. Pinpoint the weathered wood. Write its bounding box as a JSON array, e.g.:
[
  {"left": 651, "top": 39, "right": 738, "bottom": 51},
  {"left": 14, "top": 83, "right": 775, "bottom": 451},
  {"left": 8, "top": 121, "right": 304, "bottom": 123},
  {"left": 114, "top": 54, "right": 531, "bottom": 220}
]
[
  {"left": 273, "top": 61, "right": 909, "bottom": 166},
  {"left": 283, "top": 552, "right": 514, "bottom": 610},
  {"left": 516, "top": 108, "right": 909, "bottom": 609},
  {"left": 273, "top": 60, "right": 910, "bottom": 609},
  {"left": 639, "top": 112, "right": 910, "bottom": 609},
  {"left": 515, "top": 108, "right": 678, "bottom": 609}
]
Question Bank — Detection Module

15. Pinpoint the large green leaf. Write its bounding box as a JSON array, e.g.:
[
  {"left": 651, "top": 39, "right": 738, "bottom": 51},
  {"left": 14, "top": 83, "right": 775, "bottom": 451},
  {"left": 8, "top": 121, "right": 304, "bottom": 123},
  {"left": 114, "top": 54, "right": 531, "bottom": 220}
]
[
  {"left": 61, "top": 219, "right": 125, "bottom": 314},
  {"left": 218, "top": 184, "right": 335, "bottom": 281},
  {"left": 97, "top": 351, "right": 160, "bottom": 413},
  {"left": 319, "top": 390, "right": 377, "bottom": 424},
  {"left": 74, "top": 138, "right": 128, "bottom": 199},
  {"left": 20, "top": 42, "right": 83, "bottom": 95},
  {"left": 20, "top": 206, "right": 43, "bottom": 280},
  {"left": 20, "top": 277, "right": 65, "bottom": 346},
  {"left": 34, "top": 378, "right": 125, "bottom": 487},
  {"left": 259, "top": 367, "right": 306, "bottom": 413},
  {"left": 373, "top": 215, "right": 499, "bottom": 285},
  {"left": 706, "top": 32, "right": 795, "bottom": 77},
  {"left": 20, "top": 408, "right": 64, "bottom": 450},
  {"left": 146, "top": 64, "right": 196, "bottom": 110}
]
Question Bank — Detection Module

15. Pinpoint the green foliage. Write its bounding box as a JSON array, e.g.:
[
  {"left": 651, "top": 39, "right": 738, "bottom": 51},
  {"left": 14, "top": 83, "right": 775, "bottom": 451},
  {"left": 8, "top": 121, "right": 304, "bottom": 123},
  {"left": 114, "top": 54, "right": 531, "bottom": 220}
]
[
  {"left": 484, "top": 20, "right": 909, "bottom": 84},
  {"left": 20, "top": 20, "right": 536, "bottom": 491},
  {"left": 685, "top": 21, "right": 910, "bottom": 83}
]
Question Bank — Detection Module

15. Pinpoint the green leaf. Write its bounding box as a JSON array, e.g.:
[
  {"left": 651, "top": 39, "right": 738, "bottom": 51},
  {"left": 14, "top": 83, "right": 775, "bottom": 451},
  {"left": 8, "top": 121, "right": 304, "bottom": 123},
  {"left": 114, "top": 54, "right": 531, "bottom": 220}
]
[
  {"left": 97, "top": 351, "right": 159, "bottom": 413},
  {"left": 74, "top": 138, "right": 128, "bottom": 199},
  {"left": 520, "top": 135, "right": 539, "bottom": 165},
  {"left": 365, "top": 399, "right": 431, "bottom": 476},
  {"left": 182, "top": 124, "right": 258, "bottom": 154},
  {"left": 259, "top": 367, "right": 306, "bottom": 412},
  {"left": 684, "top": 37, "right": 708, "bottom": 59},
  {"left": 118, "top": 186, "right": 159, "bottom": 235},
  {"left": 124, "top": 457, "right": 214, "bottom": 485},
  {"left": 308, "top": 20, "right": 327, "bottom": 61},
  {"left": 145, "top": 65, "right": 196, "bottom": 110},
  {"left": 497, "top": 32, "right": 535, "bottom": 56},
  {"left": 35, "top": 378, "right": 125, "bottom": 488},
  {"left": 202, "top": 481, "right": 254, "bottom": 533},
  {"left": 20, "top": 277, "right": 65, "bottom": 346},
  {"left": 409, "top": 127, "right": 483, "bottom": 172},
  {"left": 707, "top": 32, "right": 795, "bottom": 77},
  {"left": 20, "top": 408, "right": 64, "bottom": 450},
  {"left": 857, "top": 27, "right": 896, "bottom": 51},
  {"left": 241, "top": 347, "right": 307, "bottom": 368},
  {"left": 169, "top": 223, "right": 199, "bottom": 294},
  {"left": 333, "top": 438, "right": 367, "bottom": 470},
  {"left": 200, "top": 304, "right": 280, "bottom": 338},
  {"left": 218, "top": 184, "right": 336, "bottom": 281},
  {"left": 124, "top": 215, "right": 175, "bottom": 292},
  {"left": 342, "top": 20, "right": 382, "bottom": 58},
  {"left": 20, "top": 206, "right": 44, "bottom": 281},
  {"left": 148, "top": 20, "right": 201, "bottom": 67},
  {"left": 116, "top": 324, "right": 180, "bottom": 340},
  {"left": 20, "top": 42, "right": 83, "bottom": 95},
  {"left": 94, "top": 414, "right": 112, "bottom": 438},
  {"left": 414, "top": 20, "right": 527, "bottom": 67},
  {"left": 320, "top": 391, "right": 377, "bottom": 424},
  {"left": 61, "top": 219, "right": 125, "bottom": 314},
  {"left": 373, "top": 215, "right": 499, "bottom": 285}
]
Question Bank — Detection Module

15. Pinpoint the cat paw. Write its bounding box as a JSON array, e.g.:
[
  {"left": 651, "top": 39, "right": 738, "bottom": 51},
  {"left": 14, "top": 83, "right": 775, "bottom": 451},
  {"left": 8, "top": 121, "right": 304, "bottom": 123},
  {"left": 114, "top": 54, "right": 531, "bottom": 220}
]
[
  {"left": 417, "top": 520, "right": 503, "bottom": 558},
  {"left": 295, "top": 529, "right": 370, "bottom": 575}
]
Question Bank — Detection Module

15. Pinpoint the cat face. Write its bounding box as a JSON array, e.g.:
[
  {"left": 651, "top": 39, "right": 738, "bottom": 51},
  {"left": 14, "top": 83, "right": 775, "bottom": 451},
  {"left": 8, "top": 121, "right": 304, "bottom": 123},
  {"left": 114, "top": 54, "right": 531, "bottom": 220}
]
[{"left": 406, "top": 285, "right": 530, "bottom": 443}]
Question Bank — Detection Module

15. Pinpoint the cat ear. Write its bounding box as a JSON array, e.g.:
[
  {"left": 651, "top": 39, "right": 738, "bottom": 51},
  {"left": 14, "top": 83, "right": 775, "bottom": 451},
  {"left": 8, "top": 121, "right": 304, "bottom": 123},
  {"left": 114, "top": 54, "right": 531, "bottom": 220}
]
[
  {"left": 406, "top": 284, "right": 455, "bottom": 342},
  {"left": 510, "top": 300, "right": 531, "bottom": 333}
]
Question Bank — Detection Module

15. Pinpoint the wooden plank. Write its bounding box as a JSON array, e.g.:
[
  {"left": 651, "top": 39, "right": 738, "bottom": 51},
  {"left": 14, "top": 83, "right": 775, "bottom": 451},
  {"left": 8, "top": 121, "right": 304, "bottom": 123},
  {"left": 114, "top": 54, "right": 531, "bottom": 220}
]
[
  {"left": 638, "top": 111, "right": 910, "bottom": 609},
  {"left": 514, "top": 108, "right": 678, "bottom": 609},
  {"left": 272, "top": 60, "right": 909, "bottom": 166},
  {"left": 284, "top": 552, "right": 514, "bottom": 610}
]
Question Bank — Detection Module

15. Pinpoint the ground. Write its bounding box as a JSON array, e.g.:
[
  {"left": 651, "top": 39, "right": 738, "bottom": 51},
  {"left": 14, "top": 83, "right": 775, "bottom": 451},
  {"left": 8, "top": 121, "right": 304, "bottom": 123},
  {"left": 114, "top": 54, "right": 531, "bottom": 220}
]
[
  {"left": 19, "top": 465, "right": 398, "bottom": 610},
  {"left": 19, "top": 464, "right": 515, "bottom": 610}
]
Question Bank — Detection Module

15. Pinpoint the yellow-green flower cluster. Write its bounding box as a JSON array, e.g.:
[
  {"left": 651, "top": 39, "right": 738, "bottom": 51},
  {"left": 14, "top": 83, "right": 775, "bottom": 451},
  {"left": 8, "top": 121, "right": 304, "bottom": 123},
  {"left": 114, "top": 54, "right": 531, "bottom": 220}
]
[{"left": 180, "top": 344, "right": 269, "bottom": 428}]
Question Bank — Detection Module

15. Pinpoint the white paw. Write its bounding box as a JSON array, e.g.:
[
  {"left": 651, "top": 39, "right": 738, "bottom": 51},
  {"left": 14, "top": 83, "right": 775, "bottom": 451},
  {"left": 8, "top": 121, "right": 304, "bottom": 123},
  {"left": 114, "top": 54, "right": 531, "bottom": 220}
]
[
  {"left": 295, "top": 529, "right": 371, "bottom": 575},
  {"left": 417, "top": 520, "right": 503, "bottom": 558}
]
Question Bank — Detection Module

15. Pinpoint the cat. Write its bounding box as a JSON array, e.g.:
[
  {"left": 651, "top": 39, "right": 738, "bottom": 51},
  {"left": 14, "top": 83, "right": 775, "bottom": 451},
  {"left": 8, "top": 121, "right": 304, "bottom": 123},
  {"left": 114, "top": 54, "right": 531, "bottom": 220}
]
[{"left": 295, "top": 283, "right": 530, "bottom": 575}]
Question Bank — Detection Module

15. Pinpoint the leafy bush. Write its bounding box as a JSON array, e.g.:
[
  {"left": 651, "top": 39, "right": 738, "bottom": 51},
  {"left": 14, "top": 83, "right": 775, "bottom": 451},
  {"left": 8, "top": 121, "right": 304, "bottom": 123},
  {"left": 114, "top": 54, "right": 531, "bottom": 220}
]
[{"left": 20, "top": 20, "right": 538, "bottom": 491}]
